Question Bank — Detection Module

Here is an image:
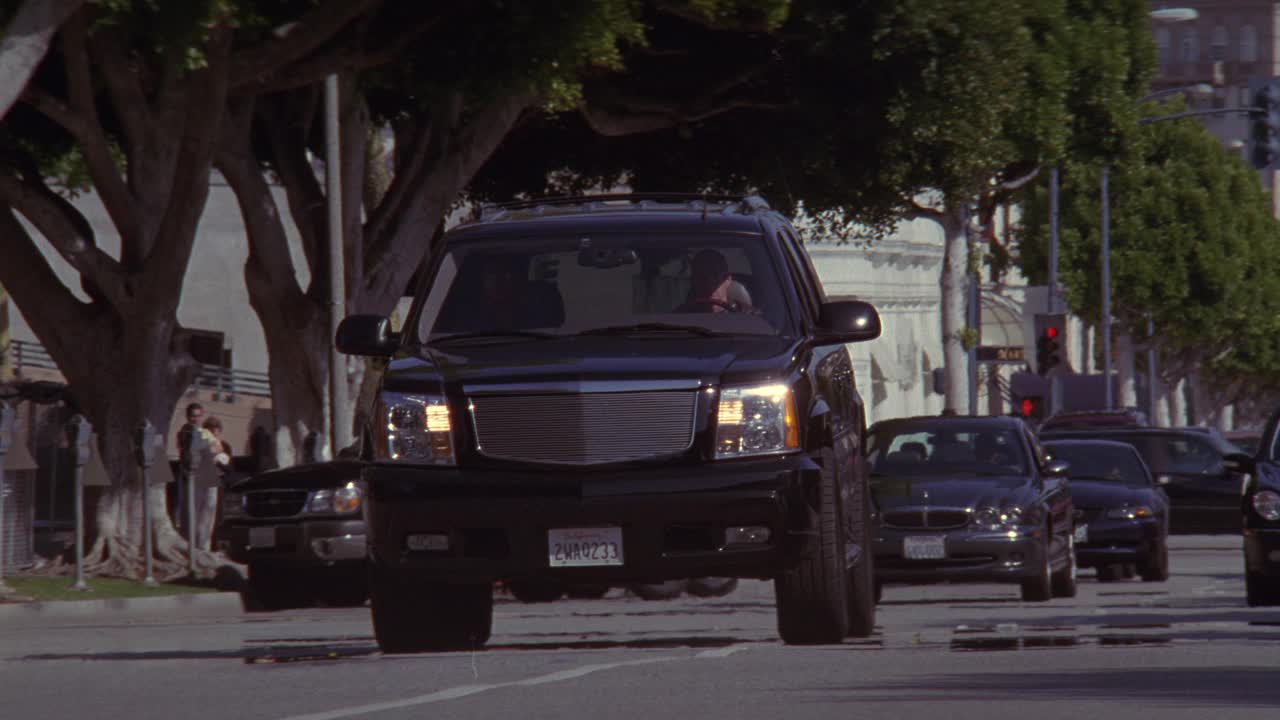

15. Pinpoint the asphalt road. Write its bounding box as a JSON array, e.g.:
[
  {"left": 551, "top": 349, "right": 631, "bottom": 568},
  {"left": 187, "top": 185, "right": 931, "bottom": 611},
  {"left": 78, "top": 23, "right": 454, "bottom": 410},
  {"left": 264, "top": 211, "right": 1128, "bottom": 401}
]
[{"left": 2, "top": 535, "right": 1277, "bottom": 720}]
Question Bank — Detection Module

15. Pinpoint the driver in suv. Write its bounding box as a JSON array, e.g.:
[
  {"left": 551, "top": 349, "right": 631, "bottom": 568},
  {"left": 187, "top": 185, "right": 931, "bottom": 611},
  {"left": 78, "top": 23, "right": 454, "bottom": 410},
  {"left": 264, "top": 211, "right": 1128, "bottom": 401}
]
[{"left": 337, "top": 193, "right": 881, "bottom": 652}]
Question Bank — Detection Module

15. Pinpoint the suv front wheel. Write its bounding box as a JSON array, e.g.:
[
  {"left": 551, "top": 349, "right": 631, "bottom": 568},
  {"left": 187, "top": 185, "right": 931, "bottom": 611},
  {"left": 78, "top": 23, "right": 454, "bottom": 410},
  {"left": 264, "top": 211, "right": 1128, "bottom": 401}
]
[
  {"left": 371, "top": 569, "right": 493, "bottom": 653},
  {"left": 775, "top": 447, "right": 851, "bottom": 644}
]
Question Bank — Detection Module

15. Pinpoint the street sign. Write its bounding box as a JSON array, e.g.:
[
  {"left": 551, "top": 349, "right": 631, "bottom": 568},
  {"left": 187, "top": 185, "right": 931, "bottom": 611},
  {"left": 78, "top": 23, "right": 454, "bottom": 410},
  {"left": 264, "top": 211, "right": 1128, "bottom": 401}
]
[{"left": 975, "top": 346, "right": 1025, "bottom": 363}]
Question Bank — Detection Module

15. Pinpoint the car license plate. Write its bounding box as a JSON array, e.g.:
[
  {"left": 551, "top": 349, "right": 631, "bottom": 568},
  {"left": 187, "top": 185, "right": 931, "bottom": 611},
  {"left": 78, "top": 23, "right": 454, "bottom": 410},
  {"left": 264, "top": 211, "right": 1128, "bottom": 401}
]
[
  {"left": 248, "top": 526, "right": 276, "bottom": 549},
  {"left": 548, "top": 527, "right": 624, "bottom": 567},
  {"left": 1073, "top": 524, "right": 1088, "bottom": 544},
  {"left": 903, "top": 535, "right": 946, "bottom": 560}
]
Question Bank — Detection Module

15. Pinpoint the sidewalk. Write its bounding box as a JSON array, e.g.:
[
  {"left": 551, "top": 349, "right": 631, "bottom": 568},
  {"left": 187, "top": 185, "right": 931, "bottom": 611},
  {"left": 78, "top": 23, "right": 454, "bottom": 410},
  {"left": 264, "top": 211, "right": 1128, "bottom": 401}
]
[{"left": 0, "top": 589, "right": 244, "bottom": 622}]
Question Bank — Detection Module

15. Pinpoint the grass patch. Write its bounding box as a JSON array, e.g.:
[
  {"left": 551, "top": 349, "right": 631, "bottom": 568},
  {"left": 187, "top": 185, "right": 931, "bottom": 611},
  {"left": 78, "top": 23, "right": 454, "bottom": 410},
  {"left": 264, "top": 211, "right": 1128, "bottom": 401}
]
[{"left": 4, "top": 575, "right": 219, "bottom": 603}]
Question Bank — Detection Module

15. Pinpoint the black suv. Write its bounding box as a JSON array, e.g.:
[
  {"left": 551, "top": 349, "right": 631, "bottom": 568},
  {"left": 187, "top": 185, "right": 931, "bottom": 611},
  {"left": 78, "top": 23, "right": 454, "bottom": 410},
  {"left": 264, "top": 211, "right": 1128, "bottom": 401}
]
[{"left": 337, "top": 194, "right": 881, "bottom": 652}]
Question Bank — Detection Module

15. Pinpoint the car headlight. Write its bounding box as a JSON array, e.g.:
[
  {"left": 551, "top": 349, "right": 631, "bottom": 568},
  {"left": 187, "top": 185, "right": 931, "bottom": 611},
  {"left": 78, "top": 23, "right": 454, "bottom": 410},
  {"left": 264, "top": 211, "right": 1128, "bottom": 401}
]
[
  {"left": 714, "top": 383, "right": 800, "bottom": 459},
  {"left": 376, "top": 392, "right": 455, "bottom": 464},
  {"left": 973, "top": 505, "right": 1030, "bottom": 531},
  {"left": 1253, "top": 490, "right": 1280, "bottom": 521},
  {"left": 1105, "top": 505, "right": 1155, "bottom": 520},
  {"left": 306, "top": 482, "right": 363, "bottom": 515},
  {"left": 221, "top": 492, "right": 244, "bottom": 518}
]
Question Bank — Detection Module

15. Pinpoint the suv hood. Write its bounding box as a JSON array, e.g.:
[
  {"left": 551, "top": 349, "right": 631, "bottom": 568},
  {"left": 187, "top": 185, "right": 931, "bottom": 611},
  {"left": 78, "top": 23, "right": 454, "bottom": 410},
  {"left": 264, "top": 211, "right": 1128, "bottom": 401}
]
[
  {"left": 228, "top": 460, "right": 365, "bottom": 493},
  {"left": 871, "top": 475, "right": 1035, "bottom": 510},
  {"left": 387, "top": 335, "right": 802, "bottom": 390}
]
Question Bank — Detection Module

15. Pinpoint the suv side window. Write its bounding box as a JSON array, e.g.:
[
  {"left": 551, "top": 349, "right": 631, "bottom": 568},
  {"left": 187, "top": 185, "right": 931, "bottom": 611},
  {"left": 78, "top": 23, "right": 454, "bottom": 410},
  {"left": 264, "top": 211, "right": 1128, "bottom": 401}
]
[{"left": 775, "top": 229, "right": 821, "bottom": 323}]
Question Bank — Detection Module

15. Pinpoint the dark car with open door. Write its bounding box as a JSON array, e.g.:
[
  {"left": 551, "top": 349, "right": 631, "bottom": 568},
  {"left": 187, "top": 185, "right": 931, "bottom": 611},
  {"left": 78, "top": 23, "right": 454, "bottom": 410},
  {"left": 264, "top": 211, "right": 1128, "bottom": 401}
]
[
  {"left": 867, "top": 415, "right": 1077, "bottom": 602},
  {"left": 1242, "top": 410, "right": 1280, "bottom": 606},
  {"left": 1041, "top": 439, "right": 1170, "bottom": 582},
  {"left": 1039, "top": 427, "right": 1252, "bottom": 534}
]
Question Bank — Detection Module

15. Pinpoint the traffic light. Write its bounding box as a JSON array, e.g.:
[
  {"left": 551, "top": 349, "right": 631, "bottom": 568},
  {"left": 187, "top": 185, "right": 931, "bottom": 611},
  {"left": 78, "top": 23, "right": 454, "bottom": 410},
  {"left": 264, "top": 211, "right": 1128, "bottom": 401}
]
[
  {"left": 1016, "top": 395, "right": 1044, "bottom": 422},
  {"left": 1250, "top": 77, "right": 1280, "bottom": 169},
  {"left": 1034, "top": 313, "right": 1066, "bottom": 377}
]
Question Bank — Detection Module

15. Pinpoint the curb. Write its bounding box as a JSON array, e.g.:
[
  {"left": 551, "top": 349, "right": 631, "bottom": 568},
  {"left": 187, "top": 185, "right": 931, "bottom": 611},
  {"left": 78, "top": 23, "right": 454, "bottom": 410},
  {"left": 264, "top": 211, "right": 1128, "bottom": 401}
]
[{"left": 0, "top": 590, "right": 244, "bottom": 623}]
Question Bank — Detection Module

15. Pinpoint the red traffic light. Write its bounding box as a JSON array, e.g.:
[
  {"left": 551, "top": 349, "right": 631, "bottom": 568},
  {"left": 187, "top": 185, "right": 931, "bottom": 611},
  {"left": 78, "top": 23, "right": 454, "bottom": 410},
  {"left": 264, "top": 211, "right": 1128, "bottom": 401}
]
[
  {"left": 1020, "top": 398, "right": 1035, "bottom": 417},
  {"left": 1044, "top": 327, "right": 1058, "bottom": 339}
]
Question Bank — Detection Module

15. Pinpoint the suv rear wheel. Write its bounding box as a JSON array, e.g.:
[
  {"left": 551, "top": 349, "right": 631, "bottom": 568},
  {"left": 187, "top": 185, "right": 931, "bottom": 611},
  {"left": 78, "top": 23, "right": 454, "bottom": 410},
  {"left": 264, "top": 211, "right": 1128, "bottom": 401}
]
[
  {"left": 371, "top": 569, "right": 493, "bottom": 653},
  {"left": 845, "top": 465, "right": 876, "bottom": 637},
  {"left": 775, "top": 447, "right": 850, "bottom": 644},
  {"left": 1246, "top": 572, "right": 1280, "bottom": 606}
]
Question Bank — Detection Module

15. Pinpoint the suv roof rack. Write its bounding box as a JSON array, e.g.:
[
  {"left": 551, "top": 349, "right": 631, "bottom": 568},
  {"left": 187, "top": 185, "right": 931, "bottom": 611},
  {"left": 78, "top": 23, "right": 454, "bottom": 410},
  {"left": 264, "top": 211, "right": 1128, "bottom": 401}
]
[{"left": 478, "top": 193, "right": 771, "bottom": 222}]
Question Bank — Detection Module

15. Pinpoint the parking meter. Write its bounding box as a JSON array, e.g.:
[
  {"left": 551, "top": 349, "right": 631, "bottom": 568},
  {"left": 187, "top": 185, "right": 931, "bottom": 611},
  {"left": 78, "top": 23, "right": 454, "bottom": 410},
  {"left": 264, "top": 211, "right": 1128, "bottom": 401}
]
[
  {"left": 182, "top": 422, "right": 206, "bottom": 576},
  {"left": 133, "top": 420, "right": 158, "bottom": 585},
  {"left": 66, "top": 414, "right": 92, "bottom": 591}
]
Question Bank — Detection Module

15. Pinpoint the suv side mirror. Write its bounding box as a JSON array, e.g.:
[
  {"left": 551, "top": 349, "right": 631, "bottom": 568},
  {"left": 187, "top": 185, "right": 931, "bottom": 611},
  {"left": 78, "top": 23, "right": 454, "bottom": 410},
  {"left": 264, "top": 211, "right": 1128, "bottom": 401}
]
[
  {"left": 336, "top": 314, "right": 399, "bottom": 357},
  {"left": 817, "top": 300, "right": 881, "bottom": 343},
  {"left": 1223, "top": 452, "right": 1255, "bottom": 475}
]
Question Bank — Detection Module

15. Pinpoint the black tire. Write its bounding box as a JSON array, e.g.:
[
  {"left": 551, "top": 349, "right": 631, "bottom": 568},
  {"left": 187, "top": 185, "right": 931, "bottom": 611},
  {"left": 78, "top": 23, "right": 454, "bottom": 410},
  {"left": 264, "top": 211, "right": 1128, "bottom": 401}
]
[
  {"left": 1051, "top": 534, "right": 1078, "bottom": 598},
  {"left": 1096, "top": 563, "right": 1124, "bottom": 583},
  {"left": 686, "top": 577, "right": 739, "bottom": 598},
  {"left": 371, "top": 569, "right": 493, "bottom": 653},
  {"left": 315, "top": 566, "right": 369, "bottom": 607},
  {"left": 508, "top": 579, "right": 565, "bottom": 603},
  {"left": 1245, "top": 572, "right": 1280, "bottom": 606},
  {"left": 1020, "top": 537, "right": 1053, "bottom": 602},
  {"left": 246, "top": 564, "right": 308, "bottom": 612},
  {"left": 629, "top": 580, "right": 688, "bottom": 601},
  {"left": 1139, "top": 543, "right": 1170, "bottom": 582},
  {"left": 844, "top": 468, "right": 876, "bottom": 637},
  {"left": 775, "top": 447, "right": 850, "bottom": 644},
  {"left": 1121, "top": 563, "right": 1137, "bottom": 579},
  {"left": 874, "top": 579, "right": 884, "bottom": 605},
  {"left": 565, "top": 584, "right": 611, "bottom": 600}
]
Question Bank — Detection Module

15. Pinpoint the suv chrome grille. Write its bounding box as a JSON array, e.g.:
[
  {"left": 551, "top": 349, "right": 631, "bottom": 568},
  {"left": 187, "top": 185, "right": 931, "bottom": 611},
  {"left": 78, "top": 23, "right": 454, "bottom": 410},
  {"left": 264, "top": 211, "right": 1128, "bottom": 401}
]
[
  {"left": 469, "top": 391, "right": 697, "bottom": 465},
  {"left": 244, "top": 490, "right": 308, "bottom": 518},
  {"left": 881, "top": 508, "right": 971, "bottom": 530}
]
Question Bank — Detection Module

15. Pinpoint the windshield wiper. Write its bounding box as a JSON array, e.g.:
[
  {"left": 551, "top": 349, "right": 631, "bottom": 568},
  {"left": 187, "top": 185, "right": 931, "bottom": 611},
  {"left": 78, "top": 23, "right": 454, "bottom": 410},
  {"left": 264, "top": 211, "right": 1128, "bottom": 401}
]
[
  {"left": 577, "top": 323, "right": 720, "bottom": 337},
  {"left": 1065, "top": 473, "right": 1127, "bottom": 484},
  {"left": 429, "top": 330, "right": 559, "bottom": 344}
]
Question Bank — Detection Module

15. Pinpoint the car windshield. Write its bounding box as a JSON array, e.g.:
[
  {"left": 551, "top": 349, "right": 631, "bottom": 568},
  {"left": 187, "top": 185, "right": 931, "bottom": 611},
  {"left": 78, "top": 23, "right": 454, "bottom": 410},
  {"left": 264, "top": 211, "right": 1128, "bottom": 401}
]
[
  {"left": 1043, "top": 442, "right": 1149, "bottom": 486},
  {"left": 411, "top": 234, "right": 794, "bottom": 343},
  {"left": 867, "top": 422, "right": 1029, "bottom": 476}
]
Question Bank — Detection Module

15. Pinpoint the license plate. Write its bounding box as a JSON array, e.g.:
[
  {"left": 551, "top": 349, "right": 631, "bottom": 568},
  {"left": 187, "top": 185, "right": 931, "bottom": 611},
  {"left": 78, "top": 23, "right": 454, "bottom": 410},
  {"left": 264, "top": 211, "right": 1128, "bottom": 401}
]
[
  {"left": 1073, "top": 524, "right": 1089, "bottom": 544},
  {"left": 248, "top": 526, "right": 276, "bottom": 548},
  {"left": 903, "top": 535, "right": 946, "bottom": 560},
  {"left": 548, "top": 527, "right": 624, "bottom": 567}
]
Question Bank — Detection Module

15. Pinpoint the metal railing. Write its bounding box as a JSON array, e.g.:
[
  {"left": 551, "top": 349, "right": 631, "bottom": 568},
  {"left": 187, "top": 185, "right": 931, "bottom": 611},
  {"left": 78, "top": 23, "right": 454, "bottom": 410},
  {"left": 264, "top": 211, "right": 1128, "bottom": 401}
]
[{"left": 4, "top": 339, "right": 272, "bottom": 398}]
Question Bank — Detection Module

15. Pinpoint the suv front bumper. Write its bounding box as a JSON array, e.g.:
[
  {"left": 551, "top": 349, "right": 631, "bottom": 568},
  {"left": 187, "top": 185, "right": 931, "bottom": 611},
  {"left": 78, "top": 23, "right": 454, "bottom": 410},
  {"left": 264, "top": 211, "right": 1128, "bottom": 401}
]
[
  {"left": 216, "top": 518, "right": 367, "bottom": 567},
  {"left": 363, "top": 454, "right": 821, "bottom": 584}
]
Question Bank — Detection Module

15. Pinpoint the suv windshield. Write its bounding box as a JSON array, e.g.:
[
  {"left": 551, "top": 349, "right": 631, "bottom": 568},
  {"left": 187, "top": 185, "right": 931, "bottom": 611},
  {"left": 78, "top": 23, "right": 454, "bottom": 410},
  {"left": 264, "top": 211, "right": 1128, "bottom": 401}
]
[
  {"left": 412, "top": 234, "right": 794, "bottom": 342},
  {"left": 867, "top": 422, "right": 1029, "bottom": 476}
]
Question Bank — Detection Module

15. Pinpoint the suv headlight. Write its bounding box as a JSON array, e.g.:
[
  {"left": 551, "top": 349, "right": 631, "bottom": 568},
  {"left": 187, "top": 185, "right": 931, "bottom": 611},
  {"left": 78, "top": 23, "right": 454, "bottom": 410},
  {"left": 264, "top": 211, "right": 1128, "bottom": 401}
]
[
  {"left": 306, "top": 482, "right": 363, "bottom": 515},
  {"left": 375, "top": 392, "right": 455, "bottom": 465},
  {"left": 714, "top": 383, "right": 800, "bottom": 459},
  {"left": 1253, "top": 490, "right": 1280, "bottom": 521}
]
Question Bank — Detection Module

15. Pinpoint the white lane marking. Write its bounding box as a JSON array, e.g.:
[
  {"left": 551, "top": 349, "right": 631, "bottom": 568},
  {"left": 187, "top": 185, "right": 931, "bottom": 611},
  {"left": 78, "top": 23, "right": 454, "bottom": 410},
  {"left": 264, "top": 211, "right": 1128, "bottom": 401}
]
[{"left": 277, "top": 647, "right": 750, "bottom": 720}]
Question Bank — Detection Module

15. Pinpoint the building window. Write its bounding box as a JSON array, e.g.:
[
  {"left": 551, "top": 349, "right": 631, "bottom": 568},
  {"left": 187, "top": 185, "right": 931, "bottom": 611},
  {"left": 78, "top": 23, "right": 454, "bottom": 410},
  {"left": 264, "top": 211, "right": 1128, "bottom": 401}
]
[
  {"left": 1156, "top": 28, "right": 1172, "bottom": 65},
  {"left": 1242, "top": 25, "right": 1258, "bottom": 63},
  {"left": 1242, "top": 86, "right": 1253, "bottom": 107},
  {"left": 1181, "top": 29, "right": 1198, "bottom": 63},
  {"left": 1210, "top": 26, "right": 1228, "bottom": 61}
]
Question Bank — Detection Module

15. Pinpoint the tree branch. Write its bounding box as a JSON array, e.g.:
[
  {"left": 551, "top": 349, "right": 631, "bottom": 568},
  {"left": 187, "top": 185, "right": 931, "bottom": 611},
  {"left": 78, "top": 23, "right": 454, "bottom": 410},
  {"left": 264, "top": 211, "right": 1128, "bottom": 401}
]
[
  {"left": 229, "top": 0, "right": 381, "bottom": 92},
  {"left": 901, "top": 199, "right": 946, "bottom": 223},
  {"left": 87, "top": 24, "right": 154, "bottom": 153},
  {"left": 0, "top": 0, "right": 86, "bottom": 119},
  {"left": 263, "top": 91, "right": 328, "bottom": 294}
]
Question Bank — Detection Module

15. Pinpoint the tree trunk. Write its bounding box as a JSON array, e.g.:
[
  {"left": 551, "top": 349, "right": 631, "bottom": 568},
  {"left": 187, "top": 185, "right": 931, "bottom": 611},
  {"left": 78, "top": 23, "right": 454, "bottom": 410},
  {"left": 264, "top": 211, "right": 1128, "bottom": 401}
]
[
  {"left": 1167, "top": 378, "right": 1187, "bottom": 428},
  {"left": 938, "top": 202, "right": 970, "bottom": 414},
  {"left": 1116, "top": 332, "right": 1136, "bottom": 408}
]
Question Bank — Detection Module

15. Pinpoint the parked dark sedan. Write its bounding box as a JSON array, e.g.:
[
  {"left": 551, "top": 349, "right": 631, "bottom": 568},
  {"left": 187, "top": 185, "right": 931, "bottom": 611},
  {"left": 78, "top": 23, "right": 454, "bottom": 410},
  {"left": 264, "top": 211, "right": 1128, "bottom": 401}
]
[
  {"left": 1242, "top": 412, "right": 1280, "bottom": 606},
  {"left": 1042, "top": 439, "right": 1170, "bottom": 582},
  {"left": 1039, "top": 428, "right": 1251, "bottom": 534},
  {"left": 867, "top": 415, "right": 1076, "bottom": 602},
  {"left": 215, "top": 460, "right": 368, "bottom": 610}
]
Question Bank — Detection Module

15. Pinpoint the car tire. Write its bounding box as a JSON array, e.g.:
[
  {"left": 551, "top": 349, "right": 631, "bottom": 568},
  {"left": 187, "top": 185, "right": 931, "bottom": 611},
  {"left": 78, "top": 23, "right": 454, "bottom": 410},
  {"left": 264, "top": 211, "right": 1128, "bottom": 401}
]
[
  {"left": 1051, "top": 534, "right": 1078, "bottom": 598},
  {"left": 1020, "top": 537, "right": 1053, "bottom": 602},
  {"left": 508, "top": 579, "right": 565, "bottom": 603},
  {"left": 1096, "top": 563, "right": 1124, "bottom": 582},
  {"left": 628, "top": 580, "right": 689, "bottom": 601},
  {"left": 873, "top": 579, "right": 883, "bottom": 605},
  {"left": 1139, "top": 543, "right": 1170, "bottom": 582},
  {"left": 565, "top": 584, "right": 611, "bottom": 599},
  {"left": 246, "top": 564, "right": 308, "bottom": 612},
  {"left": 686, "top": 577, "right": 739, "bottom": 598},
  {"left": 1245, "top": 572, "right": 1280, "bottom": 606},
  {"left": 775, "top": 447, "right": 850, "bottom": 644},
  {"left": 844, "top": 468, "right": 876, "bottom": 638},
  {"left": 1121, "top": 563, "right": 1137, "bottom": 579},
  {"left": 371, "top": 569, "right": 493, "bottom": 653}
]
